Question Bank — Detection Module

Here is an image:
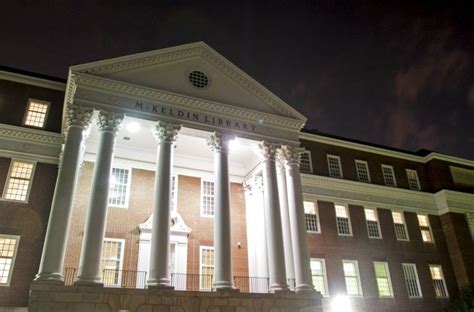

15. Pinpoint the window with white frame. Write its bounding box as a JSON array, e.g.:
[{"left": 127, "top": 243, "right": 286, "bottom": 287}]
[
  {"left": 327, "top": 155, "right": 343, "bottom": 178},
  {"left": 402, "top": 263, "right": 422, "bottom": 298},
  {"left": 417, "top": 214, "right": 434, "bottom": 243},
  {"left": 311, "top": 259, "right": 328, "bottom": 296},
  {"left": 365, "top": 208, "right": 382, "bottom": 238},
  {"left": 392, "top": 211, "right": 409, "bottom": 241},
  {"left": 171, "top": 175, "right": 178, "bottom": 211},
  {"left": 100, "top": 238, "right": 124, "bottom": 286},
  {"left": 0, "top": 235, "right": 20, "bottom": 286},
  {"left": 355, "top": 160, "right": 371, "bottom": 182},
  {"left": 406, "top": 169, "right": 421, "bottom": 190},
  {"left": 23, "top": 99, "right": 49, "bottom": 128},
  {"left": 300, "top": 151, "right": 313, "bottom": 173},
  {"left": 335, "top": 204, "right": 352, "bottom": 236},
  {"left": 304, "top": 201, "right": 320, "bottom": 233},
  {"left": 343, "top": 260, "right": 363, "bottom": 296},
  {"left": 374, "top": 261, "right": 394, "bottom": 297},
  {"left": 429, "top": 265, "right": 449, "bottom": 298},
  {"left": 108, "top": 168, "right": 130, "bottom": 207},
  {"left": 201, "top": 180, "right": 215, "bottom": 216},
  {"left": 200, "top": 246, "right": 214, "bottom": 290},
  {"left": 382, "top": 165, "right": 397, "bottom": 187},
  {"left": 3, "top": 160, "right": 35, "bottom": 202}
]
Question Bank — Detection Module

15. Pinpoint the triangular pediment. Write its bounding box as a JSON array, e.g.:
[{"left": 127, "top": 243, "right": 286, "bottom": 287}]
[{"left": 71, "top": 42, "right": 306, "bottom": 122}]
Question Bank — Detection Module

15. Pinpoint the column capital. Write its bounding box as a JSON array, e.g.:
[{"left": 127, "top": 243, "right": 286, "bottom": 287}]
[
  {"left": 257, "top": 141, "right": 280, "bottom": 161},
  {"left": 207, "top": 132, "right": 234, "bottom": 153},
  {"left": 66, "top": 105, "right": 94, "bottom": 129},
  {"left": 97, "top": 110, "right": 124, "bottom": 134},
  {"left": 152, "top": 121, "right": 181, "bottom": 144},
  {"left": 280, "top": 145, "right": 305, "bottom": 166}
]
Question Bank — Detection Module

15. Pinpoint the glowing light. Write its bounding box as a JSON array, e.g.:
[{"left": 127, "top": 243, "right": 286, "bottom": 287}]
[
  {"left": 331, "top": 295, "right": 352, "bottom": 312},
  {"left": 126, "top": 122, "right": 141, "bottom": 133},
  {"left": 229, "top": 138, "right": 241, "bottom": 151}
]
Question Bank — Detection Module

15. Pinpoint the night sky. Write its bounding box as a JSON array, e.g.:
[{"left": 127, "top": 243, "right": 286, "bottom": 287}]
[{"left": 1, "top": 1, "right": 473, "bottom": 159}]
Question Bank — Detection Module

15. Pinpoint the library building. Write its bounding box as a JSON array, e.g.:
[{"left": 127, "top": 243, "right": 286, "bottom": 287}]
[{"left": 0, "top": 42, "right": 473, "bottom": 312}]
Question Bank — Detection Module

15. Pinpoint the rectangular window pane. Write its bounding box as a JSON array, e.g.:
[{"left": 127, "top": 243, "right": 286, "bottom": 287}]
[
  {"left": 406, "top": 169, "right": 421, "bottom": 190},
  {"left": 304, "top": 201, "right": 319, "bottom": 232},
  {"left": 0, "top": 236, "right": 19, "bottom": 285},
  {"left": 300, "top": 151, "right": 313, "bottom": 173},
  {"left": 202, "top": 180, "right": 215, "bottom": 216},
  {"left": 418, "top": 215, "right": 434, "bottom": 243},
  {"left": 392, "top": 211, "right": 409, "bottom": 241},
  {"left": 311, "top": 259, "right": 328, "bottom": 296},
  {"left": 365, "top": 208, "right": 381, "bottom": 238},
  {"left": 4, "top": 160, "right": 34, "bottom": 202},
  {"left": 355, "top": 160, "right": 371, "bottom": 182},
  {"left": 100, "top": 239, "right": 123, "bottom": 286},
  {"left": 335, "top": 204, "right": 351, "bottom": 235},
  {"left": 343, "top": 260, "right": 362, "bottom": 296},
  {"left": 108, "top": 168, "right": 130, "bottom": 207},
  {"left": 374, "top": 262, "right": 393, "bottom": 297},
  {"left": 171, "top": 176, "right": 177, "bottom": 211},
  {"left": 24, "top": 99, "right": 49, "bottom": 128},
  {"left": 382, "top": 165, "right": 397, "bottom": 187},
  {"left": 430, "top": 265, "right": 449, "bottom": 298},
  {"left": 200, "top": 247, "right": 214, "bottom": 290},
  {"left": 403, "top": 263, "right": 422, "bottom": 298},
  {"left": 327, "top": 155, "right": 343, "bottom": 178}
]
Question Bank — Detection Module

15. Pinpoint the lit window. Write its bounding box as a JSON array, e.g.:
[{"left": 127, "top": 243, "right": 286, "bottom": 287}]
[
  {"left": 406, "top": 169, "right": 421, "bottom": 190},
  {"left": 429, "top": 265, "right": 449, "bottom": 298},
  {"left": 335, "top": 204, "right": 352, "bottom": 236},
  {"left": 171, "top": 175, "right": 178, "bottom": 211},
  {"left": 3, "top": 160, "right": 35, "bottom": 202},
  {"left": 365, "top": 208, "right": 382, "bottom": 238},
  {"left": 417, "top": 215, "right": 434, "bottom": 243},
  {"left": 100, "top": 238, "right": 124, "bottom": 287},
  {"left": 108, "top": 168, "right": 130, "bottom": 207},
  {"left": 381, "top": 165, "right": 397, "bottom": 187},
  {"left": 200, "top": 246, "right": 214, "bottom": 290},
  {"left": 23, "top": 99, "right": 49, "bottom": 128},
  {"left": 342, "top": 260, "right": 363, "bottom": 296},
  {"left": 402, "top": 263, "right": 422, "bottom": 298},
  {"left": 201, "top": 180, "right": 215, "bottom": 217},
  {"left": 300, "top": 151, "right": 313, "bottom": 173},
  {"left": 327, "top": 155, "right": 343, "bottom": 178},
  {"left": 355, "top": 160, "right": 371, "bottom": 182},
  {"left": 311, "top": 259, "right": 328, "bottom": 296},
  {"left": 0, "top": 235, "right": 20, "bottom": 286},
  {"left": 374, "top": 262, "right": 393, "bottom": 297},
  {"left": 392, "top": 211, "right": 409, "bottom": 241},
  {"left": 304, "top": 201, "right": 320, "bottom": 233}
]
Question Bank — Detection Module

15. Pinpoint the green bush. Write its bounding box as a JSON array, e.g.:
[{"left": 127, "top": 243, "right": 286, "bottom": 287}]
[{"left": 451, "top": 283, "right": 474, "bottom": 312}]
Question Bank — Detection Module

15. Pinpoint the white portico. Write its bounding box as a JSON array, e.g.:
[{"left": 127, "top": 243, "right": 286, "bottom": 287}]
[{"left": 33, "top": 42, "right": 315, "bottom": 294}]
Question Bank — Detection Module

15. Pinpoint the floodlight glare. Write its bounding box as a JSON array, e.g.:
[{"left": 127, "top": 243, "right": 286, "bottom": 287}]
[{"left": 330, "top": 295, "right": 352, "bottom": 312}]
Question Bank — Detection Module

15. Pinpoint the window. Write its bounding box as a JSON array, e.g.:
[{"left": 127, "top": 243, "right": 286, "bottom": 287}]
[
  {"left": 374, "top": 262, "right": 393, "bottom": 297},
  {"left": 2, "top": 160, "right": 35, "bottom": 202},
  {"left": 171, "top": 175, "right": 178, "bottom": 211},
  {"left": 200, "top": 246, "right": 214, "bottom": 290},
  {"left": 300, "top": 151, "right": 313, "bottom": 173},
  {"left": 382, "top": 165, "right": 397, "bottom": 187},
  {"left": 100, "top": 238, "right": 124, "bottom": 286},
  {"left": 108, "top": 168, "right": 131, "bottom": 207},
  {"left": 392, "top": 211, "right": 409, "bottom": 241},
  {"left": 311, "top": 259, "right": 328, "bottom": 296},
  {"left": 201, "top": 180, "right": 215, "bottom": 217},
  {"left": 23, "top": 99, "right": 49, "bottom": 128},
  {"left": 430, "top": 265, "right": 449, "bottom": 298},
  {"left": 406, "top": 169, "right": 421, "bottom": 190},
  {"left": 355, "top": 160, "right": 371, "bottom": 182},
  {"left": 343, "top": 260, "right": 363, "bottom": 296},
  {"left": 327, "top": 155, "right": 343, "bottom": 178},
  {"left": 335, "top": 204, "right": 352, "bottom": 236},
  {"left": 304, "top": 201, "right": 320, "bottom": 233},
  {"left": 0, "top": 235, "right": 20, "bottom": 286},
  {"left": 402, "top": 263, "right": 422, "bottom": 298},
  {"left": 417, "top": 214, "right": 434, "bottom": 243},
  {"left": 365, "top": 208, "right": 382, "bottom": 238}
]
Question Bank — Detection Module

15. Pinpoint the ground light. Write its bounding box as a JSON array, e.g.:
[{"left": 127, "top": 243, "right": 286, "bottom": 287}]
[{"left": 330, "top": 294, "right": 352, "bottom": 312}]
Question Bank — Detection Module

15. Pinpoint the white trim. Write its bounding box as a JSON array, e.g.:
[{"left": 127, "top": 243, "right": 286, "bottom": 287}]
[
  {"left": 327, "top": 154, "right": 343, "bottom": 178},
  {"left": 0, "top": 234, "right": 20, "bottom": 287},
  {"left": 429, "top": 264, "right": 449, "bottom": 298},
  {"left": 108, "top": 167, "right": 132, "bottom": 209},
  {"left": 381, "top": 164, "right": 397, "bottom": 187},
  {"left": 406, "top": 169, "right": 421, "bottom": 191},
  {"left": 355, "top": 159, "right": 371, "bottom": 183},
  {"left": 0, "top": 69, "right": 65, "bottom": 91},
  {"left": 199, "top": 245, "right": 214, "bottom": 290},
  {"left": 22, "top": 98, "right": 50, "bottom": 129},
  {"left": 402, "top": 263, "right": 423, "bottom": 298},
  {"left": 417, "top": 214, "right": 435, "bottom": 244},
  {"left": 172, "top": 175, "right": 178, "bottom": 211},
  {"left": 200, "top": 179, "right": 215, "bottom": 218},
  {"left": 300, "top": 150, "right": 313, "bottom": 174},
  {"left": 1, "top": 159, "right": 36, "bottom": 203},
  {"left": 310, "top": 258, "right": 329, "bottom": 297},
  {"left": 392, "top": 211, "right": 410, "bottom": 241},
  {"left": 364, "top": 207, "right": 382, "bottom": 239},
  {"left": 373, "top": 261, "right": 394, "bottom": 298},
  {"left": 342, "top": 259, "right": 363, "bottom": 297},
  {"left": 101, "top": 238, "right": 125, "bottom": 287},
  {"left": 303, "top": 200, "right": 321, "bottom": 234},
  {"left": 335, "top": 203, "right": 353, "bottom": 236}
]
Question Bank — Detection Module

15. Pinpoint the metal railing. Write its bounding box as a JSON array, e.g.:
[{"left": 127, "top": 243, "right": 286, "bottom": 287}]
[
  {"left": 103, "top": 269, "right": 147, "bottom": 289},
  {"left": 170, "top": 273, "right": 213, "bottom": 291},
  {"left": 234, "top": 276, "right": 269, "bottom": 293}
]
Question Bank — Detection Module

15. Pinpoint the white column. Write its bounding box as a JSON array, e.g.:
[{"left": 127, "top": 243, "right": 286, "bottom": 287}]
[
  {"left": 147, "top": 121, "right": 181, "bottom": 288},
  {"left": 75, "top": 110, "right": 123, "bottom": 285},
  {"left": 281, "top": 145, "right": 315, "bottom": 294},
  {"left": 208, "top": 132, "right": 234, "bottom": 290},
  {"left": 257, "top": 142, "right": 289, "bottom": 292},
  {"left": 276, "top": 158, "right": 295, "bottom": 285},
  {"left": 34, "top": 106, "right": 93, "bottom": 283}
]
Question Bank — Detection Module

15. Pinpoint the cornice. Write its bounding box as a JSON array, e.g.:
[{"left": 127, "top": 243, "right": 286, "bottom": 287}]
[
  {"left": 299, "top": 132, "right": 474, "bottom": 167},
  {"left": 434, "top": 190, "right": 474, "bottom": 215},
  {"left": 0, "top": 70, "right": 65, "bottom": 91},
  {"left": 72, "top": 72, "right": 306, "bottom": 131},
  {"left": 0, "top": 123, "right": 63, "bottom": 146},
  {"left": 70, "top": 42, "right": 306, "bottom": 122}
]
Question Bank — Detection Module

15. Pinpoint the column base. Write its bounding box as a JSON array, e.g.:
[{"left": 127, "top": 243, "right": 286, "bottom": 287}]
[
  {"left": 147, "top": 277, "right": 174, "bottom": 289},
  {"left": 74, "top": 275, "right": 103, "bottom": 287},
  {"left": 214, "top": 281, "right": 239, "bottom": 292},
  {"left": 33, "top": 273, "right": 65, "bottom": 285},
  {"left": 269, "top": 283, "right": 291, "bottom": 293},
  {"left": 295, "top": 284, "right": 316, "bottom": 294}
]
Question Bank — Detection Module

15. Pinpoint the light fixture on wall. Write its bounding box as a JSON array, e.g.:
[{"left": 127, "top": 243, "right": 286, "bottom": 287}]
[{"left": 237, "top": 241, "right": 241, "bottom": 249}]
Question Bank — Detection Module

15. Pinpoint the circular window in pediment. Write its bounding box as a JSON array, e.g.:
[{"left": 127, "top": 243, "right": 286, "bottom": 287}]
[{"left": 188, "top": 70, "right": 209, "bottom": 89}]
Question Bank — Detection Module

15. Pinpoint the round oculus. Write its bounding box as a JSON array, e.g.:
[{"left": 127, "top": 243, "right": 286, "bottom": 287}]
[{"left": 188, "top": 71, "right": 209, "bottom": 89}]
